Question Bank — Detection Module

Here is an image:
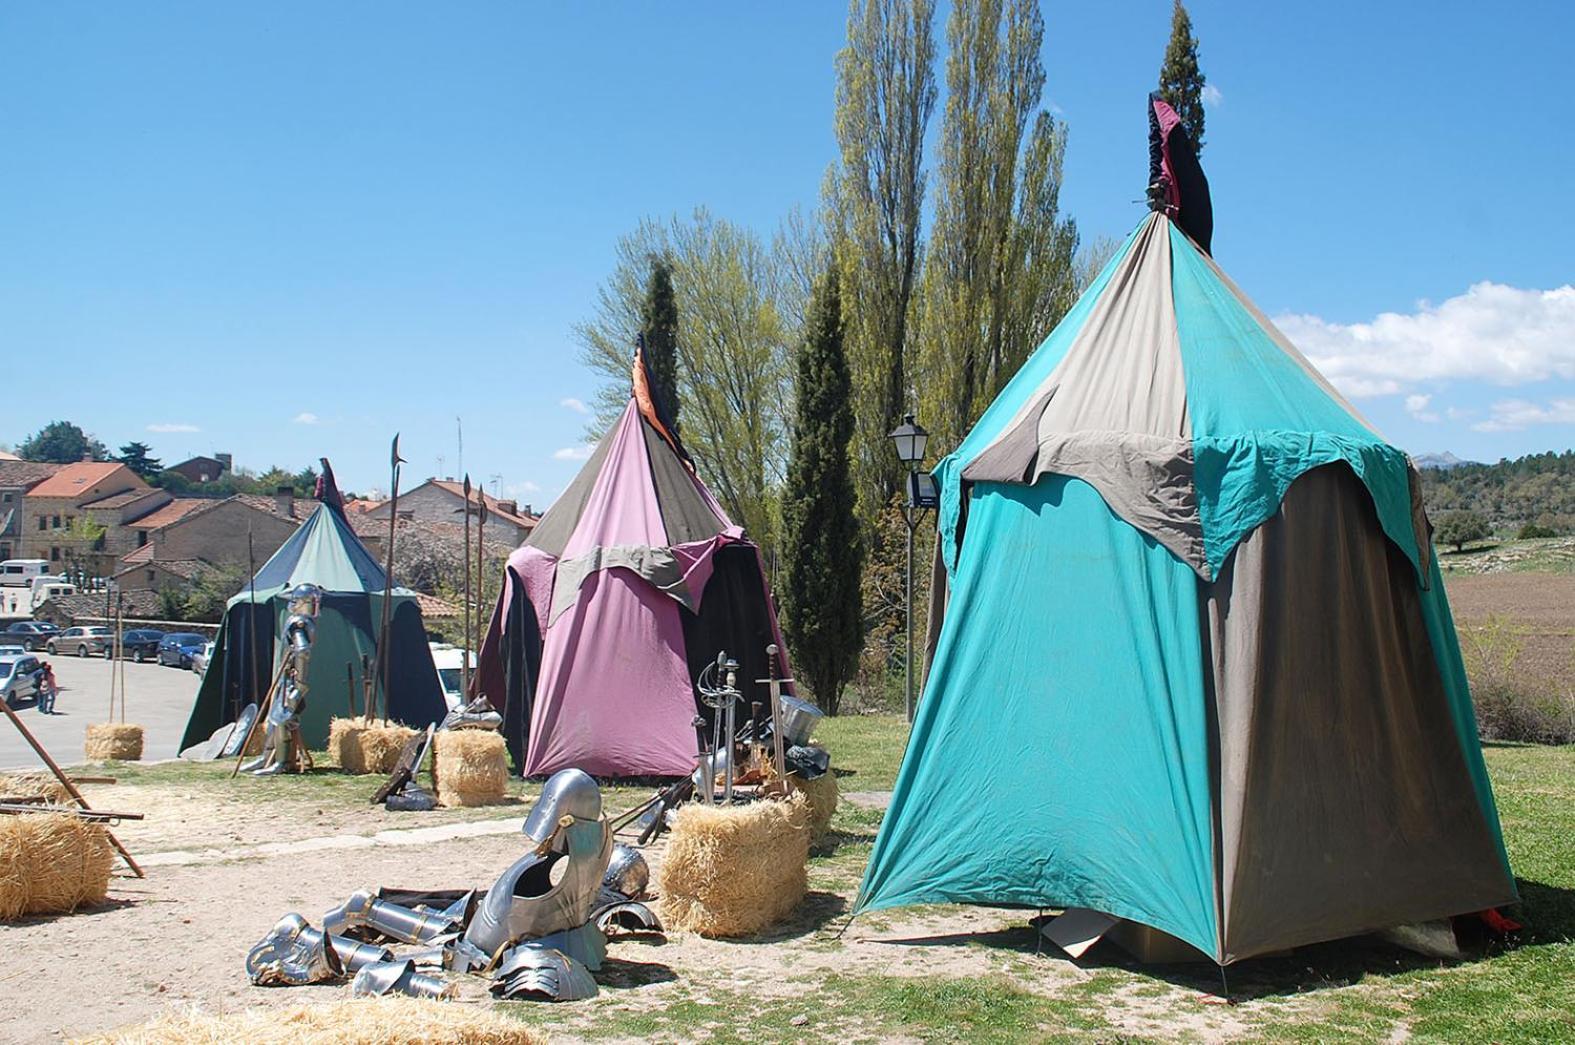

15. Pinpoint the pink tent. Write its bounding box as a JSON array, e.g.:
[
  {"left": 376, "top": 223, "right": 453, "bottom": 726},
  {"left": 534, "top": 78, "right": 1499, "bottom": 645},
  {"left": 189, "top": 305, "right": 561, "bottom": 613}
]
[{"left": 476, "top": 386, "right": 790, "bottom": 777}]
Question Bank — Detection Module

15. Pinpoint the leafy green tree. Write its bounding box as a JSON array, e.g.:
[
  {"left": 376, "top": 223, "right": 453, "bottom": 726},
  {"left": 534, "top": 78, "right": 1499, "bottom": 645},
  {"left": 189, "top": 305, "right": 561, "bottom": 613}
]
[
  {"left": 1436, "top": 510, "right": 1491, "bottom": 553},
  {"left": 116, "top": 441, "right": 162, "bottom": 479},
  {"left": 639, "top": 257, "right": 682, "bottom": 436},
  {"left": 575, "top": 211, "right": 794, "bottom": 560},
  {"left": 828, "top": 0, "right": 938, "bottom": 520},
  {"left": 915, "top": 0, "right": 1079, "bottom": 452},
  {"left": 17, "top": 421, "right": 108, "bottom": 463},
  {"left": 1158, "top": 0, "right": 1207, "bottom": 152},
  {"left": 781, "top": 268, "right": 863, "bottom": 715}
]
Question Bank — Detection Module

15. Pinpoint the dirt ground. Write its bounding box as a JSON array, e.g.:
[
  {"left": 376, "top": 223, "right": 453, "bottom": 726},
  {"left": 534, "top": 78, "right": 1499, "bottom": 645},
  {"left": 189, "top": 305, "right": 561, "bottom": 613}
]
[
  {"left": 0, "top": 789, "right": 1266, "bottom": 1044},
  {"left": 1446, "top": 573, "right": 1575, "bottom": 693}
]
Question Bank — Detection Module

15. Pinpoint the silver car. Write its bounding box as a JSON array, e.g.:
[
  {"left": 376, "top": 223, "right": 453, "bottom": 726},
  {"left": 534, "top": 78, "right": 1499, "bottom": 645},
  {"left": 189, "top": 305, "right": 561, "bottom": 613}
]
[
  {"left": 47, "top": 626, "right": 112, "bottom": 657},
  {"left": 0, "top": 655, "right": 44, "bottom": 707},
  {"left": 191, "top": 641, "right": 215, "bottom": 675}
]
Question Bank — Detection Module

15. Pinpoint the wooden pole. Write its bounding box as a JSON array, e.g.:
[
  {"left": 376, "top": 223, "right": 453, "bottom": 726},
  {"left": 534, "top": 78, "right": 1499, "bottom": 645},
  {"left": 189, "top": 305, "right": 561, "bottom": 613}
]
[
  {"left": 0, "top": 698, "right": 143, "bottom": 876},
  {"left": 461, "top": 474, "right": 472, "bottom": 699},
  {"left": 473, "top": 490, "right": 487, "bottom": 697},
  {"left": 373, "top": 435, "right": 403, "bottom": 725}
]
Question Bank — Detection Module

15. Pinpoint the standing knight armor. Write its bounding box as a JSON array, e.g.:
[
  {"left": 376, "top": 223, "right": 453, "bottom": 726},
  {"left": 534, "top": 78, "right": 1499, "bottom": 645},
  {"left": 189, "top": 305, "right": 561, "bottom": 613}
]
[{"left": 243, "top": 583, "right": 321, "bottom": 776}]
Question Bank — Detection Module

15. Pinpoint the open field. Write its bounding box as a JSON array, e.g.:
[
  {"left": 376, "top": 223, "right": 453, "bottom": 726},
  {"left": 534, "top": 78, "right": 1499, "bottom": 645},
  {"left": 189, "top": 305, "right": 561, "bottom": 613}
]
[{"left": 1, "top": 718, "right": 1570, "bottom": 1043}]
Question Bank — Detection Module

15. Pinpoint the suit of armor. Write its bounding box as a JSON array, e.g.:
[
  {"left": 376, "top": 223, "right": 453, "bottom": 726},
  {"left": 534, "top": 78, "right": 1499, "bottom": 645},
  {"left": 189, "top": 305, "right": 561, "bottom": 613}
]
[{"left": 243, "top": 584, "right": 321, "bottom": 776}]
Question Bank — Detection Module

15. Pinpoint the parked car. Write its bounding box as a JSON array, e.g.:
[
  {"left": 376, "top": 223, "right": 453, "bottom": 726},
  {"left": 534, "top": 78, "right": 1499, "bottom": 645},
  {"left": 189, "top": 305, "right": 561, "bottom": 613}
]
[
  {"left": 0, "top": 654, "right": 44, "bottom": 707},
  {"left": 0, "top": 621, "right": 60, "bottom": 652},
  {"left": 111, "top": 629, "right": 166, "bottom": 663},
  {"left": 47, "top": 626, "right": 113, "bottom": 657},
  {"left": 157, "top": 632, "right": 207, "bottom": 668},
  {"left": 191, "top": 641, "right": 215, "bottom": 675},
  {"left": 0, "top": 645, "right": 26, "bottom": 658}
]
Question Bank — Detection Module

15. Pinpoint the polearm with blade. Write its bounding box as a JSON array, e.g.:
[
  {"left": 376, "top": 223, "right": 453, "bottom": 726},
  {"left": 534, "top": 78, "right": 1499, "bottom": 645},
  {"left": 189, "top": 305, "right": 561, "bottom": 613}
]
[
  {"left": 247, "top": 521, "right": 260, "bottom": 720},
  {"left": 373, "top": 434, "right": 404, "bottom": 725},
  {"left": 472, "top": 489, "right": 487, "bottom": 697},
  {"left": 461, "top": 474, "right": 472, "bottom": 699}
]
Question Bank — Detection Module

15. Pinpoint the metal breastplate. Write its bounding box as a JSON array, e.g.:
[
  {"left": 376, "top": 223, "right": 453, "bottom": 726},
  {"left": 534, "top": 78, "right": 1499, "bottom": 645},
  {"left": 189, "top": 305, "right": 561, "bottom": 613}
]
[{"left": 462, "top": 817, "right": 613, "bottom": 955}]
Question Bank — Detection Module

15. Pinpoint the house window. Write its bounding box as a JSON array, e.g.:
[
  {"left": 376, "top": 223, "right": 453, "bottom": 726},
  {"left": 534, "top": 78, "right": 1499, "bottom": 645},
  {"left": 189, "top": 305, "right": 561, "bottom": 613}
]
[
  {"left": 65, "top": 516, "right": 74, "bottom": 528},
  {"left": 52, "top": 515, "right": 61, "bottom": 529},
  {"left": 2, "top": 492, "right": 10, "bottom": 503},
  {"left": 146, "top": 570, "right": 155, "bottom": 583},
  {"left": 37, "top": 516, "right": 46, "bottom": 531},
  {"left": 50, "top": 547, "right": 60, "bottom": 562},
  {"left": 138, "top": 531, "right": 148, "bottom": 547}
]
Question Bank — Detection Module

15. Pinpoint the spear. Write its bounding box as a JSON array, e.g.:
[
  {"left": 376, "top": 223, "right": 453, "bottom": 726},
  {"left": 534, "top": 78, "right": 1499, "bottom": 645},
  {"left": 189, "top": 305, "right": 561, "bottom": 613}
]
[
  {"left": 473, "top": 487, "right": 487, "bottom": 697},
  {"left": 247, "top": 522, "right": 260, "bottom": 717},
  {"left": 461, "top": 474, "right": 472, "bottom": 699},
  {"left": 373, "top": 434, "right": 404, "bottom": 725}
]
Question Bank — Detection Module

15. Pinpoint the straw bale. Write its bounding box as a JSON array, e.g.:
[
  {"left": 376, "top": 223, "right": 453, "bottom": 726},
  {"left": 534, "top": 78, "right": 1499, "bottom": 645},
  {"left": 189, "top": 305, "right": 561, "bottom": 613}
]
[
  {"left": 83, "top": 723, "right": 144, "bottom": 762},
  {"left": 0, "top": 772, "right": 71, "bottom": 803},
  {"left": 72, "top": 996, "right": 547, "bottom": 1044},
  {"left": 763, "top": 763, "right": 840, "bottom": 841},
  {"left": 329, "top": 718, "right": 417, "bottom": 775},
  {"left": 0, "top": 812, "right": 114, "bottom": 920},
  {"left": 433, "top": 731, "right": 508, "bottom": 807},
  {"left": 657, "top": 792, "right": 811, "bottom": 937}
]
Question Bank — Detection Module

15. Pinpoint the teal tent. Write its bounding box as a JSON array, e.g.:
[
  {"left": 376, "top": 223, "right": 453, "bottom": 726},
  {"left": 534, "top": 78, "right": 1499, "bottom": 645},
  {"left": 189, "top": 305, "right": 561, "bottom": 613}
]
[
  {"left": 179, "top": 503, "right": 445, "bottom": 751},
  {"left": 855, "top": 205, "right": 1517, "bottom": 964}
]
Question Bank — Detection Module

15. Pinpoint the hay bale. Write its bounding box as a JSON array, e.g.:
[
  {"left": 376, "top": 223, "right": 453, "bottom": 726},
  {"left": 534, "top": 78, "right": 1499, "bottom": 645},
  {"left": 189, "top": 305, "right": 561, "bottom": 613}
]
[
  {"left": 657, "top": 792, "right": 811, "bottom": 938},
  {"left": 433, "top": 731, "right": 508, "bottom": 807},
  {"left": 329, "top": 718, "right": 416, "bottom": 775},
  {"left": 83, "top": 723, "right": 144, "bottom": 762},
  {"left": 73, "top": 996, "right": 546, "bottom": 1044},
  {"left": 763, "top": 762, "right": 839, "bottom": 842},
  {"left": 0, "top": 772, "right": 71, "bottom": 803},
  {"left": 0, "top": 812, "right": 114, "bottom": 920}
]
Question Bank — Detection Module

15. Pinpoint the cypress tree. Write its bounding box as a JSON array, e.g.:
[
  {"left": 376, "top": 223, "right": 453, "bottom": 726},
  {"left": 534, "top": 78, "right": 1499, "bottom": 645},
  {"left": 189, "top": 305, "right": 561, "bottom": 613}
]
[
  {"left": 781, "top": 267, "right": 863, "bottom": 715},
  {"left": 1158, "top": 0, "right": 1207, "bottom": 152},
  {"left": 639, "top": 256, "right": 682, "bottom": 436}
]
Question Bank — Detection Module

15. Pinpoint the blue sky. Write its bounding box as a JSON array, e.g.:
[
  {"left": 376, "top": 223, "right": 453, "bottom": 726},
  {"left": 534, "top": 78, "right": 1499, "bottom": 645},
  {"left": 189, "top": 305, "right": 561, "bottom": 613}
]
[{"left": 1, "top": 2, "right": 1570, "bottom": 501}]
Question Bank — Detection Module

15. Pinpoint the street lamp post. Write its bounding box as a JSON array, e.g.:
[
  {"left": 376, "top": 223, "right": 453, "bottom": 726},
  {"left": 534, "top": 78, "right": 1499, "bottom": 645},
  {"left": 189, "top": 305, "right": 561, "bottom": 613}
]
[{"left": 888, "top": 414, "right": 935, "bottom": 723}]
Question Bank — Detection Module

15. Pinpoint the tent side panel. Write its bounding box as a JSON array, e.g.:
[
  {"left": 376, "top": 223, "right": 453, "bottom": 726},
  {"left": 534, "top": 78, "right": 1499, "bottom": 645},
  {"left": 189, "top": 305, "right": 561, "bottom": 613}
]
[
  {"left": 384, "top": 600, "right": 446, "bottom": 731},
  {"left": 524, "top": 567, "right": 699, "bottom": 777},
  {"left": 178, "top": 602, "right": 276, "bottom": 750},
  {"left": 680, "top": 544, "right": 780, "bottom": 735},
  {"left": 1207, "top": 465, "right": 1517, "bottom": 963},
  {"left": 298, "top": 596, "right": 381, "bottom": 748},
  {"left": 856, "top": 476, "right": 1219, "bottom": 958}
]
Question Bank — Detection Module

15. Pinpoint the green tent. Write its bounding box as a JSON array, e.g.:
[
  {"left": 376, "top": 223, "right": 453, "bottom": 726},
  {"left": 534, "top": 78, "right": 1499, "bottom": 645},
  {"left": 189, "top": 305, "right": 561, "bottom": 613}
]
[
  {"left": 854, "top": 202, "right": 1517, "bottom": 964},
  {"left": 179, "top": 503, "right": 446, "bottom": 751}
]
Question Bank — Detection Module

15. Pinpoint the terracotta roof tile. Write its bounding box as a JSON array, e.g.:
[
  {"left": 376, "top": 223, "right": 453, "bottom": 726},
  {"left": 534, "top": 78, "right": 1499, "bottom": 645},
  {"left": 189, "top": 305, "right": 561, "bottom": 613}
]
[
  {"left": 26, "top": 462, "right": 135, "bottom": 499},
  {"left": 427, "top": 479, "right": 540, "bottom": 529},
  {"left": 131, "top": 497, "right": 208, "bottom": 530},
  {"left": 0, "top": 460, "right": 62, "bottom": 488}
]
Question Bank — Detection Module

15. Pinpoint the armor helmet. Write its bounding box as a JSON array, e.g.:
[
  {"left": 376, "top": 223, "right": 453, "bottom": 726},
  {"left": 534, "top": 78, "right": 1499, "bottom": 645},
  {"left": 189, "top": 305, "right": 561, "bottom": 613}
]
[
  {"left": 286, "top": 583, "right": 324, "bottom": 620},
  {"left": 522, "top": 768, "right": 603, "bottom": 846},
  {"left": 601, "top": 844, "right": 650, "bottom": 900}
]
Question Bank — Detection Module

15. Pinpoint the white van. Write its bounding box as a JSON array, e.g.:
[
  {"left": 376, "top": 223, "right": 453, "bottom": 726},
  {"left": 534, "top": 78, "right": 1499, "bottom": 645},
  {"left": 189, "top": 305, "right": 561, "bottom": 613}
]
[
  {"left": 0, "top": 560, "right": 51, "bottom": 587},
  {"left": 428, "top": 643, "right": 477, "bottom": 710},
  {"left": 29, "top": 580, "right": 76, "bottom": 612}
]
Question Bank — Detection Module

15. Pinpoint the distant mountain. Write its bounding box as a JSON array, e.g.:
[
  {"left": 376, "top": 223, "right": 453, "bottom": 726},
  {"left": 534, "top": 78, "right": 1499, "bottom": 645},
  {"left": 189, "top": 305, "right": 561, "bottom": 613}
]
[
  {"left": 1416, "top": 450, "right": 1575, "bottom": 536},
  {"left": 1413, "top": 451, "right": 1479, "bottom": 470}
]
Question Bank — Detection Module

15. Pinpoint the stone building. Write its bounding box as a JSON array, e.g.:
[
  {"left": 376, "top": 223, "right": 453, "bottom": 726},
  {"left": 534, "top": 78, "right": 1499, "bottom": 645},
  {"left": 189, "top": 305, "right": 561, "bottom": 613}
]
[{"left": 363, "top": 478, "right": 538, "bottom": 549}]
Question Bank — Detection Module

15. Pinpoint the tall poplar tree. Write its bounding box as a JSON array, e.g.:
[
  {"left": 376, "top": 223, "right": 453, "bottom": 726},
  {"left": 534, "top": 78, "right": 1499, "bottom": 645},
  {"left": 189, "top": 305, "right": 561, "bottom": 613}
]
[
  {"left": 1158, "top": 0, "right": 1206, "bottom": 152},
  {"left": 828, "top": 0, "right": 937, "bottom": 521},
  {"left": 639, "top": 257, "right": 682, "bottom": 435},
  {"left": 780, "top": 267, "right": 863, "bottom": 715},
  {"left": 915, "top": 0, "right": 1079, "bottom": 452}
]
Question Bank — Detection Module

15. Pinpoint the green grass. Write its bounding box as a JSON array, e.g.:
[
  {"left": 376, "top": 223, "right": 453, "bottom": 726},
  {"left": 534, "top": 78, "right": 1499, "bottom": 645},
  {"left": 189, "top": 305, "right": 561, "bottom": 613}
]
[{"left": 814, "top": 712, "right": 910, "bottom": 790}]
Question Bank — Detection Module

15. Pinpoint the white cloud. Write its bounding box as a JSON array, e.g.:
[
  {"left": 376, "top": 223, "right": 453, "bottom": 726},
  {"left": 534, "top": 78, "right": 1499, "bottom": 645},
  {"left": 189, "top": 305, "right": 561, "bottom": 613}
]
[
  {"left": 559, "top": 397, "right": 589, "bottom": 415},
  {"left": 293, "top": 412, "right": 319, "bottom": 425},
  {"left": 1471, "top": 397, "right": 1575, "bottom": 432},
  {"left": 1404, "top": 394, "right": 1440, "bottom": 423},
  {"left": 505, "top": 480, "right": 542, "bottom": 495},
  {"left": 146, "top": 422, "right": 199, "bottom": 433},
  {"left": 1201, "top": 84, "right": 1223, "bottom": 108},
  {"left": 553, "top": 445, "right": 594, "bottom": 461},
  {"left": 1274, "top": 283, "right": 1575, "bottom": 399}
]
